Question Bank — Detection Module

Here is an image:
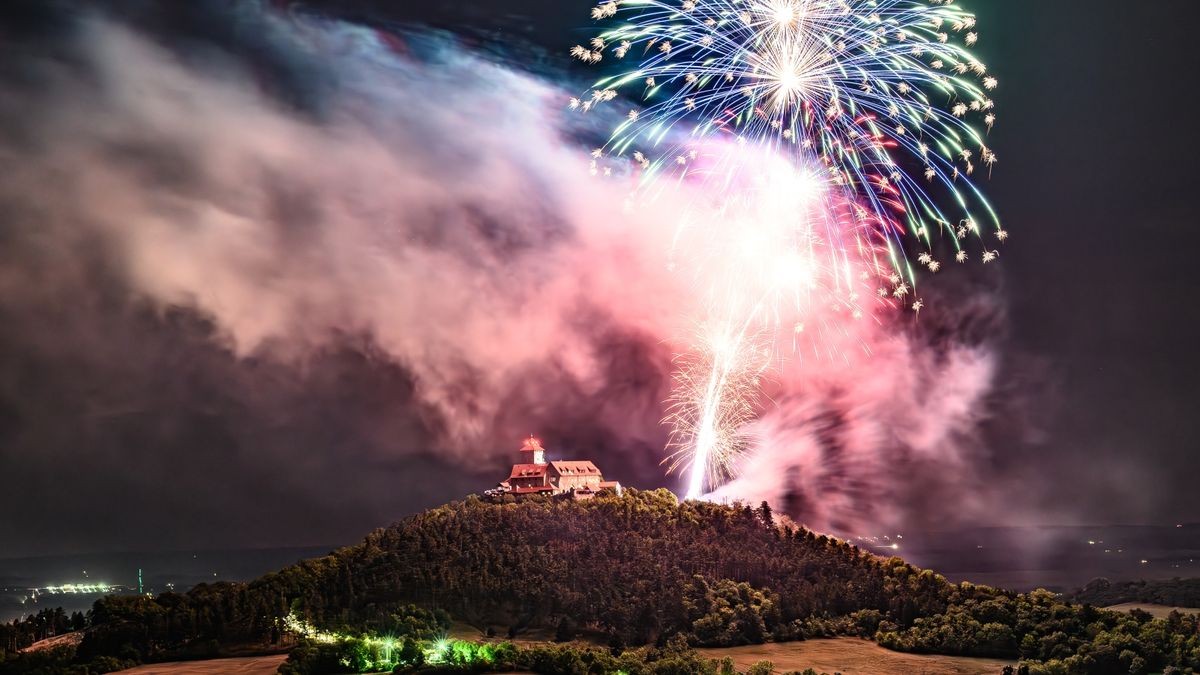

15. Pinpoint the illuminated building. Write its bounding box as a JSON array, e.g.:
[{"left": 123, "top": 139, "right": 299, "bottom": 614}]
[{"left": 490, "top": 436, "right": 621, "bottom": 499}]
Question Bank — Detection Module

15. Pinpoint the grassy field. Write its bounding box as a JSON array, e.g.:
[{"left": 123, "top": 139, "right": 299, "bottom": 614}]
[
  {"left": 113, "top": 643, "right": 1009, "bottom": 675},
  {"left": 1104, "top": 602, "right": 1200, "bottom": 619},
  {"left": 697, "top": 638, "right": 1013, "bottom": 675},
  {"left": 19, "top": 631, "right": 83, "bottom": 654},
  {"left": 116, "top": 654, "right": 288, "bottom": 674}
]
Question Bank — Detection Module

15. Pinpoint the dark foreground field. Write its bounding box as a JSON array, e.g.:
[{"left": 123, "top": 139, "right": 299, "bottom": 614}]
[
  {"left": 115, "top": 655, "right": 287, "bottom": 674},
  {"left": 111, "top": 640, "right": 1013, "bottom": 675},
  {"left": 697, "top": 639, "right": 1013, "bottom": 674}
]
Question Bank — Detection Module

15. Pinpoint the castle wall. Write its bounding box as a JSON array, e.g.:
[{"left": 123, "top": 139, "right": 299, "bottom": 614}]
[{"left": 555, "top": 474, "right": 602, "bottom": 492}]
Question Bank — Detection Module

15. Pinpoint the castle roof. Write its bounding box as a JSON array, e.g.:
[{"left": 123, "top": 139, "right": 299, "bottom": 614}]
[
  {"left": 519, "top": 436, "right": 545, "bottom": 453},
  {"left": 508, "top": 463, "right": 549, "bottom": 479},
  {"left": 549, "top": 460, "right": 601, "bottom": 476}
]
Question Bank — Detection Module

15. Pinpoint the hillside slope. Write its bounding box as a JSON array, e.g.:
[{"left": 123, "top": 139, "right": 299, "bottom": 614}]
[
  {"left": 5, "top": 490, "right": 1200, "bottom": 674},
  {"left": 265, "top": 489, "right": 960, "bottom": 644}
]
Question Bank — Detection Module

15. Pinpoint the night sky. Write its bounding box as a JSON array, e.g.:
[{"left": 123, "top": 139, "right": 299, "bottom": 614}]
[{"left": 1, "top": 0, "right": 1197, "bottom": 558}]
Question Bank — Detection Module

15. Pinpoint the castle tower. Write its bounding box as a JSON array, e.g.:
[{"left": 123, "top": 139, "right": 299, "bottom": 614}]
[{"left": 520, "top": 435, "right": 546, "bottom": 465}]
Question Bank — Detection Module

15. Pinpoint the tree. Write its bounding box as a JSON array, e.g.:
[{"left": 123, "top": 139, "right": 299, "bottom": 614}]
[
  {"left": 554, "top": 617, "right": 576, "bottom": 643},
  {"left": 746, "top": 659, "right": 775, "bottom": 675},
  {"left": 397, "top": 636, "right": 423, "bottom": 667},
  {"left": 757, "top": 501, "right": 774, "bottom": 527}
]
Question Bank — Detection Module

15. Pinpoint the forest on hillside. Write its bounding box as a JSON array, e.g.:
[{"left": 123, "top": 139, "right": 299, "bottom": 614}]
[
  {"left": 3, "top": 490, "right": 1200, "bottom": 674},
  {"left": 1069, "top": 577, "right": 1200, "bottom": 609}
]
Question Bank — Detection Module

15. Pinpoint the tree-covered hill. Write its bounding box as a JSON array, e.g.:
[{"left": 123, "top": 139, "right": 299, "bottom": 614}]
[
  {"left": 1068, "top": 577, "right": 1200, "bottom": 609},
  {"left": 269, "top": 488, "right": 961, "bottom": 645},
  {"left": 4, "top": 490, "right": 1200, "bottom": 674}
]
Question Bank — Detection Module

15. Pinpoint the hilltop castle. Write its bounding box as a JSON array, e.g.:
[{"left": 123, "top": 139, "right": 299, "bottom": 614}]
[{"left": 488, "top": 437, "right": 621, "bottom": 500}]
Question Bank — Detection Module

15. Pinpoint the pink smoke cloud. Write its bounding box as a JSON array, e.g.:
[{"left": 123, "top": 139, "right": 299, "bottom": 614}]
[{"left": 3, "top": 7, "right": 1014, "bottom": 534}]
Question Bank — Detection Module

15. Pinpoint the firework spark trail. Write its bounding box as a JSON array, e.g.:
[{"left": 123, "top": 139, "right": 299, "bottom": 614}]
[
  {"left": 660, "top": 147, "right": 886, "bottom": 496},
  {"left": 670, "top": 302, "right": 768, "bottom": 498},
  {"left": 573, "top": 0, "right": 1003, "bottom": 497},
  {"left": 686, "top": 346, "right": 735, "bottom": 499}
]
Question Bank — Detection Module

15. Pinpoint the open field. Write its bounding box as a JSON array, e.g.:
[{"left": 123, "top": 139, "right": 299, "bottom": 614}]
[
  {"left": 110, "top": 638, "right": 1012, "bottom": 674},
  {"left": 20, "top": 631, "right": 83, "bottom": 653},
  {"left": 116, "top": 655, "right": 288, "bottom": 674},
  {"left": 1104, "top": 603, "right": 1200, "bottom": 619},
  {"left": 448, "top": 624, "right": 1013, "bottom": 674},
  {"left": 697, "top": 638, "right": 1014, "bottom": 675}
]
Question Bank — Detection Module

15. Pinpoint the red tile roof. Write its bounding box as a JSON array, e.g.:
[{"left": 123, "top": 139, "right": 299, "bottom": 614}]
[
  {"left": 508, "top": 463, "right": 549, "bottom": 480},
  {"left": 549, "top": 461, "right": 601, "bottom": 476},
  {"left": 520, "top": 436, "right": 545, "bottom": 453}
]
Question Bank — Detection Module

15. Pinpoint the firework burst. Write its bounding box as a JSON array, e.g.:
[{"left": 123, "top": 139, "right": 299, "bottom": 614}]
[{"left": 570, "top": 0, "right": 1003, "bottom": 498}]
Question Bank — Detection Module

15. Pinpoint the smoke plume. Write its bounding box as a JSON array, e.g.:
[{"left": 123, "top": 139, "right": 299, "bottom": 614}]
[{"left": 0, "top": 1, "right": 1018, "bottom": 553}]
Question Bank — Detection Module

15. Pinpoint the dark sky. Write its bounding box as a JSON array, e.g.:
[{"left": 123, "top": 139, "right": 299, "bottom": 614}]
[
  {"left": 972, "top": 0, "right": 1200, "bottom": 518},
  {"left": 0, "top": 0, "right": 1198, "bottom": 558}
]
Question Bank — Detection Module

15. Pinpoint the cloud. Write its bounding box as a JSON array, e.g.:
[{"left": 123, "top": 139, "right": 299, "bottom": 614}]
[
  {"left": 0, "top": 2, "right": 1024, "bottom": 553},
  {"left": 711, "top": 324, "right": 999, "bottom": 534}
]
